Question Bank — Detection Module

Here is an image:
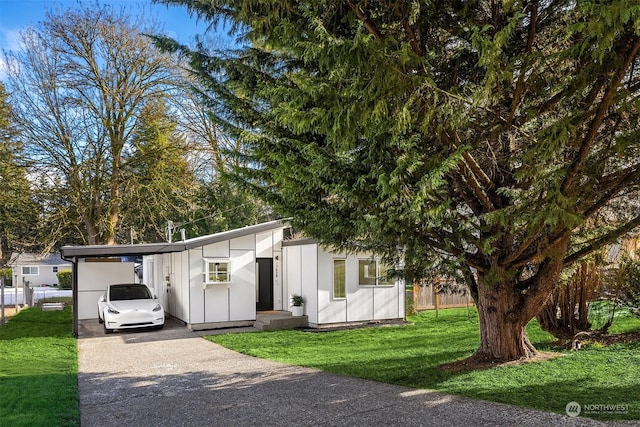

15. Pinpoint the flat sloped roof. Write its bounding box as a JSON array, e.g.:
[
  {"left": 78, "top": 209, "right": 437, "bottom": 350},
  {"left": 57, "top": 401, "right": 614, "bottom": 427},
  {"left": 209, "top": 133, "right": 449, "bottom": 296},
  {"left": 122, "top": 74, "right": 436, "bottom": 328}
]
[
  {"left": 8, "top": 252, "right": 72, "bottom": 266},
  {"left": 60, "top": 219, "right": 289, "bottom": 259}
]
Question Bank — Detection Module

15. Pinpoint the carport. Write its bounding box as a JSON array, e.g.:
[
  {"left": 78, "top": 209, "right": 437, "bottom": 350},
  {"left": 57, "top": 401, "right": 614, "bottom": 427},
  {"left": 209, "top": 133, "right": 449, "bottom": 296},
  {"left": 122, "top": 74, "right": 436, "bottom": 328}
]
[{"left": 60, "top": 242, "right": 187, "bottom": 337}]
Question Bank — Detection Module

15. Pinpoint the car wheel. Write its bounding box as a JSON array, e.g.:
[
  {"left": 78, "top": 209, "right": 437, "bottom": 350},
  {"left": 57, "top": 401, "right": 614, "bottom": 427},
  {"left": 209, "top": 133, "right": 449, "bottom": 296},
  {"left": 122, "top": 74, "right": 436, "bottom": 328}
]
[
  {"left": 97, "top": 310, "right": 103, "bottom": 324},
  {"left": 155, "top": 324, "right": 164, "bottom": 330}
]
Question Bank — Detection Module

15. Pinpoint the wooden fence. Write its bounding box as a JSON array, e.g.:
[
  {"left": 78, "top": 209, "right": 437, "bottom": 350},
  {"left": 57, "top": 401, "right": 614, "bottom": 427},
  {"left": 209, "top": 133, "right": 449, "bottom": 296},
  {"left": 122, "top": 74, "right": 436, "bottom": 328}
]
[{"left": 411, "top": 278, "right": 473, "bottom": 310}]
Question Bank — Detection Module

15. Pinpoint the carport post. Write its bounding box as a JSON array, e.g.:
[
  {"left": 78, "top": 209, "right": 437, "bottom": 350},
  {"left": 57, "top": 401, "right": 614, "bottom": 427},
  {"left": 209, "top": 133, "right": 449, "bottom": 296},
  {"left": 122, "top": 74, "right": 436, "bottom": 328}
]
[{"left": 66, "top": 256, "right": 79, "bottom": 337}]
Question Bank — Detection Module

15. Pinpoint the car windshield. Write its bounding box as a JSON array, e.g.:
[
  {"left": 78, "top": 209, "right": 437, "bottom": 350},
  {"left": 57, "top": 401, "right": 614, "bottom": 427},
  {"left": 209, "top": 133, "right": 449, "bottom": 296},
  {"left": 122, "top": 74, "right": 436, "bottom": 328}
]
[{"left": 109, "top": 285, "right": 152, "bottom": 301}]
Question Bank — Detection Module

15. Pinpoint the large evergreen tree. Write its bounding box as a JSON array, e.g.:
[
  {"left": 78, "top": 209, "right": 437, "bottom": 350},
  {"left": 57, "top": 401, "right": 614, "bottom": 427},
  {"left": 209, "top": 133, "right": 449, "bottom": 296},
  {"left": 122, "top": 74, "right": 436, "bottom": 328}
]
[
  {"left": 120, "top": 98, "right": 197, "bottom": 243},
  {"left": 158, "top": 1, "right": 640, "bottom": 361}
]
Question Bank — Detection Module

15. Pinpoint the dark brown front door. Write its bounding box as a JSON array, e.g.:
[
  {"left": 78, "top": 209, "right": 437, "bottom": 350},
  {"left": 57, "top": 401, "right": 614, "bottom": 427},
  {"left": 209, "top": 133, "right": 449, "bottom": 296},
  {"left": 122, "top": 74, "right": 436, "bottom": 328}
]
[{"left": 256, "top": 258, "right": 273, "bottom": 311}]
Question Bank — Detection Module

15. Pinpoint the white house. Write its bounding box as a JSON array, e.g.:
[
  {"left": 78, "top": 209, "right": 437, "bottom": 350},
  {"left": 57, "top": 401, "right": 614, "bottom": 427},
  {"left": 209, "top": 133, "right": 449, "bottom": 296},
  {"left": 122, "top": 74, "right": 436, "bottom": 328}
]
[
  {"left": 8, "top": 252, "right": 72, "bottom": 287},
  {"left": 60, "top": 220, "right": 405, "bottom": 335}
]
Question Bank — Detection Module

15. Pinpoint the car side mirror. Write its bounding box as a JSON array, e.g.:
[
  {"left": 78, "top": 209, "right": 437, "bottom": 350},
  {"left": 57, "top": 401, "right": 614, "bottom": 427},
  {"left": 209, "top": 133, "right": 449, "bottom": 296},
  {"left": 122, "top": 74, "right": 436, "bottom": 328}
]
[{"left": 99, "top": 295, "right": 105, "bottom": 302}]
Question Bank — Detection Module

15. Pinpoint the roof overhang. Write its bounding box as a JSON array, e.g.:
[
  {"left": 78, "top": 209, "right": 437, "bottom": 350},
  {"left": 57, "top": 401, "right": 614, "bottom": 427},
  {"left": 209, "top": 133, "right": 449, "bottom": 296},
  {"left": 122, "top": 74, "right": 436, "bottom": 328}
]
[{"left": 60, "top": 219, "right": 290, "bottom": 260}]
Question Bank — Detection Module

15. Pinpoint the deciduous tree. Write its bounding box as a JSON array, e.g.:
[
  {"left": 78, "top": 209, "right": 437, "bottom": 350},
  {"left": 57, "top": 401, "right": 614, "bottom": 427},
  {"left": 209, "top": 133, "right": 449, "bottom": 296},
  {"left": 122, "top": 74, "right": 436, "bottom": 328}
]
[
  {"left": 158, "top": 0, "right": 640, "bottom": 361},
  {"left": 4, "top": 4, "right": 182, "bottom": 245}
]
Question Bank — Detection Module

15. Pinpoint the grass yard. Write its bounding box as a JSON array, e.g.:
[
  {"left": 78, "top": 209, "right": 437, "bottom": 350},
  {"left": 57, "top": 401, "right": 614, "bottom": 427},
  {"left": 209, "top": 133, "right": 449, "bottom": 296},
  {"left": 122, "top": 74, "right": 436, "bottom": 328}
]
[
  {"left": 208, "top": 307, "right": 640, "bottom": 421},
  {"left": 0, "top": 305, "right": 79, "bottom": 427}
]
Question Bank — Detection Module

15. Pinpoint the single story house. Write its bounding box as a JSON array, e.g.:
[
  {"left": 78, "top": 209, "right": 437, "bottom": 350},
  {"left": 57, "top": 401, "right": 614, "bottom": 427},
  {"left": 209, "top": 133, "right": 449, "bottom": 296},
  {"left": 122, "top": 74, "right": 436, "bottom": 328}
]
[
  {"left": 7, "top": 252, "right": 72, "bottom": 287},
  {"left": 60, "top": 220, "right": 405, "bottom": 335}
]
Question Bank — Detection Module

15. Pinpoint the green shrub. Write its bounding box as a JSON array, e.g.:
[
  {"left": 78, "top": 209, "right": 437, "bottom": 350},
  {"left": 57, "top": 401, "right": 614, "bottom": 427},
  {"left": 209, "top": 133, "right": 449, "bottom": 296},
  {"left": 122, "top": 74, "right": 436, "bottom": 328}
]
[
  {"left": 405, "top": 295, "right": 417, "bottom": 317},
  {"left": 0, "top": 267, "right": 12, "bottom": 286},
  {"left": 57, "top": 270, "right": 72, "bottom": 290}
]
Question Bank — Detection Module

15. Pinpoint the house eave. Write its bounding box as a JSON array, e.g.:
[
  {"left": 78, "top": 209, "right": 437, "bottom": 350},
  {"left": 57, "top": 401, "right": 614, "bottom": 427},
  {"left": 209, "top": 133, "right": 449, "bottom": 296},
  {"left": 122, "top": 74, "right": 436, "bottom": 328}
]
[{"left": 59, "top": 219, "right": 291, "bottom": 259}]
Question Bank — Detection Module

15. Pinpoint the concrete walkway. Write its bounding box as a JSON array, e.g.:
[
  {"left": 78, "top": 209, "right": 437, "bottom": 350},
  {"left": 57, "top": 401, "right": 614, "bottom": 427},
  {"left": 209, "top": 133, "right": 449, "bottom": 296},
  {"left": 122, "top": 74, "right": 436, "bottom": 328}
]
[{"left": 77, "top": 319, "right": 628, "bottom": 427}]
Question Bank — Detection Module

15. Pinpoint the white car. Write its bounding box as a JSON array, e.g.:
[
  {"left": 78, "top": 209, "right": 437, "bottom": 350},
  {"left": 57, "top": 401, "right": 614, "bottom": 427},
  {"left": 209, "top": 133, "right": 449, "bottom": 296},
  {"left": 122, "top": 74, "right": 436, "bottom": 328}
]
[{"left": 98, "top": 284, "right": 164, "bottom": 334}]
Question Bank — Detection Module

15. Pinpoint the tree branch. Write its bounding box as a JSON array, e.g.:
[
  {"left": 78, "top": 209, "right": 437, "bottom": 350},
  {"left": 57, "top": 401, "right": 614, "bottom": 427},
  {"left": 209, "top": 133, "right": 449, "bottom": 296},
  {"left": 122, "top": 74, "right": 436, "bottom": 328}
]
[
  {"left": 347, "top": 1, "right": 382, "bottom": 39},
  {"left": 564, "top": 215, "right": 640, "bottom": 266},
  {"left": 561, "top": 37, "right": 640, "bottom": 194}
]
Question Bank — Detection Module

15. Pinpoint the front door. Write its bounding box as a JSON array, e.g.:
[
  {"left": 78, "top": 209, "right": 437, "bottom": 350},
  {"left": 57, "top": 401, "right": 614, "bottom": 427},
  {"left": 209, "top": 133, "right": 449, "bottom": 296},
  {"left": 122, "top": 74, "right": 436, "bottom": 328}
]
[{"left": 256, "top": 258, "right": 273, "bottom": 311}]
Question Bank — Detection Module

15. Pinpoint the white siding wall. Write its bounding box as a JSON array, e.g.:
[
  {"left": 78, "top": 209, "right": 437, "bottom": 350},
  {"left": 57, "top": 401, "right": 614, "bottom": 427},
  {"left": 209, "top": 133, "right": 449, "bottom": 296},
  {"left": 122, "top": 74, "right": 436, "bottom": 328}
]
[
  {"left": 300, "top": 244, "right": 318, "bottom": 323},
  {"left": 317, "top": 250, "right": 347, "bottom": 324},
  {"left": 13, "top": 264, "right": 71, "bottom": 288},
  {"left": 189, "top": 249, "right": 205, "bottom": 324},
  {"left": 77, "top": 262, "right": 136, "bottom": 320},
  {"left": 284, "top": 243, "right": 405, "bottom": 326},
  {"left": 284, "top": 245, "right": 301, "bottom": 315},
  {"left": 228, "top": 249, "right": 256, "bottom": 321}
]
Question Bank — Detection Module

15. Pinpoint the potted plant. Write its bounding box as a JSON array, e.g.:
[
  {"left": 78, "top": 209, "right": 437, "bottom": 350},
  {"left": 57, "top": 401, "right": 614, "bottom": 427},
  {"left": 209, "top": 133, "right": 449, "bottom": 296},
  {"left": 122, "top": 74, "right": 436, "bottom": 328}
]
[{"left": 290, "top": 294, "right": 304, "bottom": 316}]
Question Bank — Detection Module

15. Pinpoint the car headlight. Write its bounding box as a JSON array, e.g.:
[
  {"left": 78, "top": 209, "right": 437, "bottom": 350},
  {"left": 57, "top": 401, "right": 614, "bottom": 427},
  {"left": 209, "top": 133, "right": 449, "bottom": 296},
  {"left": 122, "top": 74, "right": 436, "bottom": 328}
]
[
  {"left": 152, "top": 304, "right": 162, "bottom": 312},
  {"left": 107, "top": 307, "right": 120, "bottom": 314}
]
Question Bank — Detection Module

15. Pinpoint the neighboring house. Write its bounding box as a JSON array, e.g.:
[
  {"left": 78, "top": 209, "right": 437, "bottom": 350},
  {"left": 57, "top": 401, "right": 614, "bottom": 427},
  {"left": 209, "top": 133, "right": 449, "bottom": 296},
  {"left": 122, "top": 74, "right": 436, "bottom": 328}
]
[
  {"left": 60, "top": 219, "right": 406, "bottom": 334},
  {"left": 8, "top": 252, "right": 72, "bottom": 287}
]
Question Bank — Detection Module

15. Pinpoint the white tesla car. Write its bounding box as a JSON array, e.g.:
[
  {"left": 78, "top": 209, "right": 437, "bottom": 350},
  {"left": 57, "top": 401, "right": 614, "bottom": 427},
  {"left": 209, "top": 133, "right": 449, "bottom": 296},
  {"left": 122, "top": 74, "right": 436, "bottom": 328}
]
[{"left": 97, "top": 284, "right": 164, "bottom": 334}]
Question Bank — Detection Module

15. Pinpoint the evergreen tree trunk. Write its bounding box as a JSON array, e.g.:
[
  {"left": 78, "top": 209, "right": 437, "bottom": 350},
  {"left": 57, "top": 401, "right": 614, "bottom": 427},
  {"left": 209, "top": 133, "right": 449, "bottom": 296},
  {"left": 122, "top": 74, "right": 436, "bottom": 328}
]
[
  {"left": 475, "top": 283, "right": 537, "bottom": 361},
  {"left": 477, "top": 284, "right": 536, "bottom": 361},
  {"left": 473, "top": 237, "right": 570, "bottom": 362}
]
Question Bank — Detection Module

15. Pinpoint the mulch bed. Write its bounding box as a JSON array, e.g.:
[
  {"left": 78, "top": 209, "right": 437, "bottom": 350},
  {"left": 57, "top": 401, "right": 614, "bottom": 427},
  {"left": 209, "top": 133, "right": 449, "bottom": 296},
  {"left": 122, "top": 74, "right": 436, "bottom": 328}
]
[
  {"left": 439, "top": 351, "right": 562, "bottom": 372},
  {"left": 440, "top": 331, "right": 640, "bottom": 372}
]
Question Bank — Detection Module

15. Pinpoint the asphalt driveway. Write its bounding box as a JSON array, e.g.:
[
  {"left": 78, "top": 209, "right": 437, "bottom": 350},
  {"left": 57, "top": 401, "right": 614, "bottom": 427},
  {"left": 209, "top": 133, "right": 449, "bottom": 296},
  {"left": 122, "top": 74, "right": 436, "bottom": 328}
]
[{"left": 77, "top": 319, "right": 627, "bottom": 426}]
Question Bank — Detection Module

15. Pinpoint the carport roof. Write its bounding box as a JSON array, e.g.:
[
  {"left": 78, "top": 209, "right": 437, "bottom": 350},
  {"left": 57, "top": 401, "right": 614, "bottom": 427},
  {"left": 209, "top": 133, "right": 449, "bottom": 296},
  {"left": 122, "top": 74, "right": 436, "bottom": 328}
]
[{"left": 60, "top": 219, "right": 290, "bottom": 259}]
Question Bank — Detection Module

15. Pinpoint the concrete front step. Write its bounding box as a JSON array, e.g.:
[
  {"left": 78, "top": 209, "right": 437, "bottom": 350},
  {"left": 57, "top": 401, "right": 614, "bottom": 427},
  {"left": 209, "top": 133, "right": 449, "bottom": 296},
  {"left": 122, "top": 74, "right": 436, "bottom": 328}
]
[{"left": 254, "top": 311, "right": 308, "bottom": 331}]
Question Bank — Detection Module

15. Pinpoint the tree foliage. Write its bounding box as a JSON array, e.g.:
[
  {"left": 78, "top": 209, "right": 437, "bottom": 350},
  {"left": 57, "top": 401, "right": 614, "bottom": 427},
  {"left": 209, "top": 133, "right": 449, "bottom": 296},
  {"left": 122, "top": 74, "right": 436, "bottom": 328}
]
[
  {"left": 119, "top": 98, "right": 197, "bottom": 243},
  {"left": 161, "top": 0, "right": 640, "bottom": 361},
  {"left": 0, "top": 83, "right": 40, "bottom": 260},
  {"left": 3, "top": 4, "right": 184, "bottom": 245}
]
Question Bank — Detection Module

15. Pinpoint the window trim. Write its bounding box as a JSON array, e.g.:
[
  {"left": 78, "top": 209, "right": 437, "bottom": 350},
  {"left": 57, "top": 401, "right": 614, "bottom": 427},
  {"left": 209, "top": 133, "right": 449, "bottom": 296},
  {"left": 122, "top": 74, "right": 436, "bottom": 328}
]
[
  {"left": 22, "top": 266, "right": 39, "bottom": 275},
  {"left": 332, "top": 258, "right": 346, "bottom": 300},
  {"left": 358, "top": 259, "right": 395, "bottom": 287},
  {"left": 203, "top": 258, "right": 231, "bottom": 286}
]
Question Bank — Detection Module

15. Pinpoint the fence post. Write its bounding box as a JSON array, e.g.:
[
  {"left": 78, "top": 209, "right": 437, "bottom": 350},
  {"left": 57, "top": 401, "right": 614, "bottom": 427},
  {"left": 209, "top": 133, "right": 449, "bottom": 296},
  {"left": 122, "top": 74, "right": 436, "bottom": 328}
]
[{"left": 1, "top": 277, "right": 5, "bottom": 325}]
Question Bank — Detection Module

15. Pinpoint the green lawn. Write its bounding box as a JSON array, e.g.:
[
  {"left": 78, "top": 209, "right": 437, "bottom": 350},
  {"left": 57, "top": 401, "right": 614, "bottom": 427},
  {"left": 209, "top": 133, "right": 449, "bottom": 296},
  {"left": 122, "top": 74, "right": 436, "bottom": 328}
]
[
  {"left": 0, "top": 306, "right": 79, "bottom": 427},
  {"left": 207, "top": 307, "right": 640, "bottom": 421}
]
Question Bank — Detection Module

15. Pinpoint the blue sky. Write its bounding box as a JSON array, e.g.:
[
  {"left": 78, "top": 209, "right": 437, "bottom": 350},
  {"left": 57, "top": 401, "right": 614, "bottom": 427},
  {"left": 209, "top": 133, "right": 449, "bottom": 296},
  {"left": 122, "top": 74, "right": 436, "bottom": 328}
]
[{"left": 0, "top": 0, "right": 226, "bottom": 65}]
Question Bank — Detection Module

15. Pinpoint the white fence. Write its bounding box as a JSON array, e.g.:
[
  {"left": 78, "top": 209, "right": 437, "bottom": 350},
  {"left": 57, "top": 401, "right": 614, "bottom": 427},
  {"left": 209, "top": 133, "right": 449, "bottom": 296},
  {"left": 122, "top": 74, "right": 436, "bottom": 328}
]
[{"left": 0, "top": 287, "right": 72, "bottom": 305}]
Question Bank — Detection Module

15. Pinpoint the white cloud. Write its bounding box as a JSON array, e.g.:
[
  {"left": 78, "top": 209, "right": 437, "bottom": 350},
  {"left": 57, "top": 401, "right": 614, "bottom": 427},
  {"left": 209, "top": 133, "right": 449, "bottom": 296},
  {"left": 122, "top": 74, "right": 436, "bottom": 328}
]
[{"left": 0, "top": 27, "right": 23, "bottom": 52}]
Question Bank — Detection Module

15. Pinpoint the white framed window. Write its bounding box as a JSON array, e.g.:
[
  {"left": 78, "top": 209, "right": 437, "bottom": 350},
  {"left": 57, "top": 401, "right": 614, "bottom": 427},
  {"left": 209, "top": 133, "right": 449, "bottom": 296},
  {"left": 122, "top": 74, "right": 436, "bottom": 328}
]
[
  {"left": 22, "top": 266, "right": 39, "bottom": 275},
  {"left": 358, "top": 259, "right": 395, "bottom": 286},
  {"left": 203, "top": 259, "right": 231, "bottom": 284},
  {"left": 333, "top": 259, "right": 346, "bottom": 299}
]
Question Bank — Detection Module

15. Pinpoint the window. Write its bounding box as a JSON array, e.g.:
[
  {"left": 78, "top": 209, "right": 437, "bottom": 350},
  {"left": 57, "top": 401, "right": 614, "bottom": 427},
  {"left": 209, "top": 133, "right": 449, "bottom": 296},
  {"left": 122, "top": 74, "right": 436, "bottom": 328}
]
[
  {"left": 358, "top": 260, "right": 377, "bottom": 286},
  {"left": 378, "top": 263, "right": 395, "bottom": 285},
  {"left": 204, "top": 259, "right": 231, "bottom": 284},
  {"left": 333, "top": 259, "right": 346, "bottom": 299},
  {"left": 22, "top": 266, "right": 39, "bottom": 275},
  {"left": 358, "top": 259, "right": 395, "bottom": 286}
]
